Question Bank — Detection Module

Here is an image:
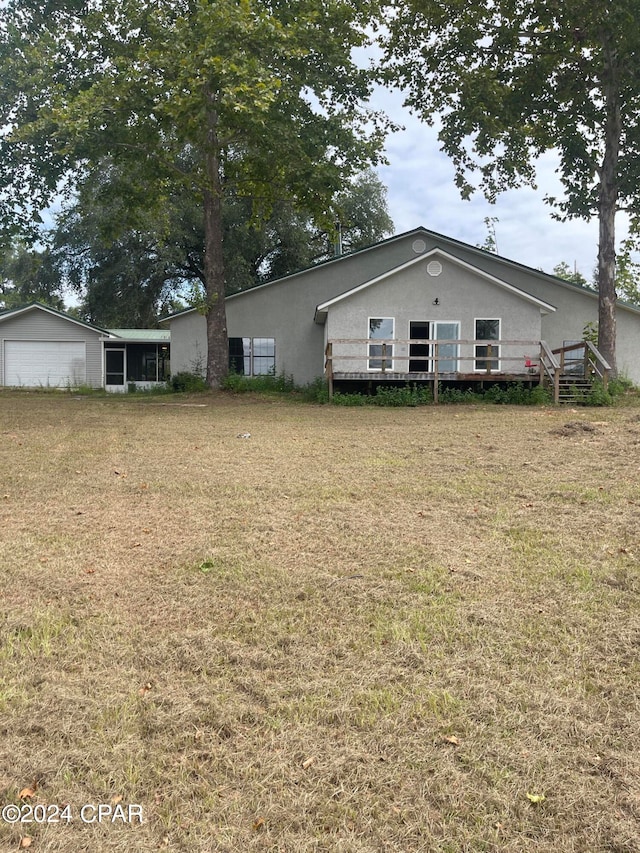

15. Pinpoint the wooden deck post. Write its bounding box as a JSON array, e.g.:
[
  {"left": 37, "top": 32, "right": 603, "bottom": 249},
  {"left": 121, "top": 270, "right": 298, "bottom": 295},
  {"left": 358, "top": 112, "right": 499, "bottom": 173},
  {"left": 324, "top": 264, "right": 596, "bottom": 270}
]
[
  {"left": 433, "top": 341, "right": 439, "bottom": 404},
  {"left": 325, "top": 342, "right": 334, "bottom": 401},
  {"left": 538, "top": 344, "right": 544, "bottom": 386}
]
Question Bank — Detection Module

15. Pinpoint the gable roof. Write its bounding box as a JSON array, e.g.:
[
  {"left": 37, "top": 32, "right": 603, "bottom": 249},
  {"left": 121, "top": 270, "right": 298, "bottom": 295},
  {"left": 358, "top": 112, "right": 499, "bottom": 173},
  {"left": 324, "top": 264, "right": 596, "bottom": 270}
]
[
  {"left": 314, "top": 248, "right": 557, "bottom": 323},
  {"left": 162, "top": 225, "right": 636, "bottom": 321},
  {"left": 0, "top": 302, "right": 111, "bottom": 335}
]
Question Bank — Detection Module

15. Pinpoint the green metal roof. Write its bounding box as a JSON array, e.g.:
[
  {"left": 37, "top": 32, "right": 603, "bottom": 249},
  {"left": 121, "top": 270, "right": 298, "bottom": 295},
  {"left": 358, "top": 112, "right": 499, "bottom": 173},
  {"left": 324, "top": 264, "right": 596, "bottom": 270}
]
[{"left": 108, "top": 329, "right": 171, "bottom": 341}]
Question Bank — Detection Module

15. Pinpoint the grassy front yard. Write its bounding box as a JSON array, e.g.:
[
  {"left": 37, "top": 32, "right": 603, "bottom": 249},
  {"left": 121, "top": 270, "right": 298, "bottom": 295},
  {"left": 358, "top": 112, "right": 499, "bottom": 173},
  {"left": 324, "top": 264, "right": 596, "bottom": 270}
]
[{"left": 1, "top": 392, "right": 639, "bottom": 851}]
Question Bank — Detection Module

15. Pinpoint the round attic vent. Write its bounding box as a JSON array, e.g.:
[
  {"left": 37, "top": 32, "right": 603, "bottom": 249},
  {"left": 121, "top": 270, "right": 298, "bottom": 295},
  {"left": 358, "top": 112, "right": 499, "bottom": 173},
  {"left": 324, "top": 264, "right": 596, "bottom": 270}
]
[
  {"left": 427, "top": 260, "right": 443, "bottom": 277},
  {"left": 412, "top": 239, "right": 426, "bottom": 253}
]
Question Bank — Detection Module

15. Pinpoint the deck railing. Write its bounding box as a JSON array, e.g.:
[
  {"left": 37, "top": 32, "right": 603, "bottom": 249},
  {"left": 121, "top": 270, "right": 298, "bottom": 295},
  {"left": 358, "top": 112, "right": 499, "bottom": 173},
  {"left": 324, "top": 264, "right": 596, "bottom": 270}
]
[
  {"left": 552, "top": 341, "right": 611, "bottom": 390},
  {"left": 324, "top": 338, "right": 608, "bottom": 403}
]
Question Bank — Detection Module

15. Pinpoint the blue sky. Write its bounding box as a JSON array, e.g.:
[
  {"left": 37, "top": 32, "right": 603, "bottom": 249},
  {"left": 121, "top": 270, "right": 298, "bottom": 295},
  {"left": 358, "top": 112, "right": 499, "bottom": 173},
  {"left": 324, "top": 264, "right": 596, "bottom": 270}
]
[{"left": 371, "top": 84, "right": 607, "bottom": 282}]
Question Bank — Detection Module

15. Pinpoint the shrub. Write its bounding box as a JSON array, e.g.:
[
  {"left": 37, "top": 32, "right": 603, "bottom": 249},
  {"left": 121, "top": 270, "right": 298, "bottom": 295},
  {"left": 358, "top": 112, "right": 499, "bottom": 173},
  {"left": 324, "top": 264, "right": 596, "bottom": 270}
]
[
  {"left": 331, "top": 384, "right": 433, "bottom": 407},
  {"left": 170, "top": 371, "right": 208, "bottom": 393},
  {"left": 331, "top": 391, "right": 369, "bottom": 406},
  {"left": 438, "top": 386, "right": 481, "bottom": 404},
  {"left": 222, "top": 371, "right": 295, "bottom": 394},
  {"left": 372, "top": 385, "right": 433, "bottom": 407},
  {"left": 300, "top": 377, "right": 330, "bottom": 404},
  {"left": 586, "top": 381, "right": 614, "bottom": 407}
]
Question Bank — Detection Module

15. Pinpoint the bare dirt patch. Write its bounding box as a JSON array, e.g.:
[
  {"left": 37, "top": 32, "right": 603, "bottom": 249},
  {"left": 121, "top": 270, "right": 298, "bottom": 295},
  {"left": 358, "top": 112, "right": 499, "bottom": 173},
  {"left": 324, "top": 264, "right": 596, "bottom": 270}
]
[{"left": 1, "top": 392, "right": 639, "bottom": 851}]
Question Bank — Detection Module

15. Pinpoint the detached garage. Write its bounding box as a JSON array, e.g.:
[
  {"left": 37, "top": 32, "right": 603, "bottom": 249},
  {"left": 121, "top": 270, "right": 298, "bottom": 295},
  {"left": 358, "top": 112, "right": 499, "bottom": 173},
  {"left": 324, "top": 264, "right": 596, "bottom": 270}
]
[{"left": 0, "top": 304, "right": 106, "bottom": 389}]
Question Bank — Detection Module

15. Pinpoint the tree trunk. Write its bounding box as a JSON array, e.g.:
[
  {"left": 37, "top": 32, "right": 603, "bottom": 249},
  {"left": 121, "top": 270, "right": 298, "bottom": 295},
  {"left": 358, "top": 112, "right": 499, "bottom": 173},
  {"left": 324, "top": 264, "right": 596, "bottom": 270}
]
[
  {"left": 597, "top": 42, "right": 620, "bottom": 378},
  {"left": 202, "top": 105, "right": 229, "bottom": 390}
]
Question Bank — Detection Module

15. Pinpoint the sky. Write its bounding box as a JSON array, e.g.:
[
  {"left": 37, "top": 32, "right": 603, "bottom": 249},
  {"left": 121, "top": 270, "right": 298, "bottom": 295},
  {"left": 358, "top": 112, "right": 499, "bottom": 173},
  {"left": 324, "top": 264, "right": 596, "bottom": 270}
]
[{"left": 370, "top": 84, "right": 607, "bottom": 282}]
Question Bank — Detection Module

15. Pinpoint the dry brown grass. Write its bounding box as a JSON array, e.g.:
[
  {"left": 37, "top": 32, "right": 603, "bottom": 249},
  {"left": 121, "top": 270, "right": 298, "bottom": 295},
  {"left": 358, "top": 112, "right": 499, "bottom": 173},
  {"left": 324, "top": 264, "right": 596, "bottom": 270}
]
[{"left": 1, "top": 390, "right": 639, "bottom": 852}]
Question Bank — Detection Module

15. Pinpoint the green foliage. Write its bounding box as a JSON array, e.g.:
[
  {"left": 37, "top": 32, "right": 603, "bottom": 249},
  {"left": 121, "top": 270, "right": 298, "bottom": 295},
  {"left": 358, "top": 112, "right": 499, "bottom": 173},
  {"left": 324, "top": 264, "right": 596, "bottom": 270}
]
[
  {"left": 482, "top": 383, "right": 552, "bottom": 406},
  {"left": 371, "top": 385, "right": 433, "bottom": 407},
  {"left": 385, "top": 0, "right": 640, "bottom": 372},
  {"left": 438, "top": 383, "right": 551, "bottom": 406},
  {"left": 170, "top": 372, "right": 209, "bottom": 393},
  {"left": 478, "top": 216, "right": 499, "bottom": 253},
  {"left": 554, "top": 262, "right": 590, "bottom": 289},
  {"left": 0, "top": 0, "right": 391, "bottom": 382},
  {"left": 331, "top": 391, "right": 370, "bottom": 406},
  {"left": 0, "top": 242, "right": 65, "bottom": 311},
  {"left": 585, "top": 376, "right": 637, "bottom": 407},
  {"left": 614, "top": 238, "right": 640, "bottom": 307},
  {"left": 585, "top": 382, "right": 614, "bottom": 407},
  {"left": 332, "top": 384, "right": 433, "bottom": 407},
  {"left": 329, "top": 383, "right": 551, "bottom": 407},
  {"left": 222, "top": 372, "right": 296, "bottom": 394},
  {"left": 45, "top": 166, "right": 394, "bottom": 325},
  {"left": 299, "top": 377, "right": 330, "bottom": 404},
  {"left": 437, "top": 387, "right": 482, "bottom": 405}
]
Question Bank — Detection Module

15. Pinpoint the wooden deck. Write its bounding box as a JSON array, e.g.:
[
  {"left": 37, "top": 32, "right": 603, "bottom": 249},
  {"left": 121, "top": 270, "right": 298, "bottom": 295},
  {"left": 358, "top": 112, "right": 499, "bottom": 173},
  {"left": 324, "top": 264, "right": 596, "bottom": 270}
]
[{"left": 325, "top": 339, "right": 611, "bottom": 404}]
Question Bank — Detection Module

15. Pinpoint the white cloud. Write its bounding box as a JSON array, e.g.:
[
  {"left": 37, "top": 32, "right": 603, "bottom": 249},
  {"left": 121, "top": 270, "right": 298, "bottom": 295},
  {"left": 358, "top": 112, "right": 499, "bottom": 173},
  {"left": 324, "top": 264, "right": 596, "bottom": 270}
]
[{"left": 370, "top": 85, "right": 625, "bottom": 282}]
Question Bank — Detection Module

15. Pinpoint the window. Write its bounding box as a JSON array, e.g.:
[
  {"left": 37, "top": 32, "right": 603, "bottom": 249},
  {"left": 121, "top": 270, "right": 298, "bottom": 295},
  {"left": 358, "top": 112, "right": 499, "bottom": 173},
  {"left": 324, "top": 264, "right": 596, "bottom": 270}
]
[
  {"left": 368, "top": 318, "right": 394, "bottom": 371},
  {"left": 475, "top": 319, "right": 500, "bottom": 371},
  {"left": 229, "top": 337, "right": 275, "bottom": 376}
]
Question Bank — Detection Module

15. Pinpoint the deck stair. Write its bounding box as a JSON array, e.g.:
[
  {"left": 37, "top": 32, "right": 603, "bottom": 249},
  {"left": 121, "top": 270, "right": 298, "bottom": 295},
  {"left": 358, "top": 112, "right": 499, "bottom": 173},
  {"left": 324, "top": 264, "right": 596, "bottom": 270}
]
[
  {"left": 550, "top": 341, "right": 610, "bottom": 405},
  {"left": 557, "top": 375, "right": 594, "bottom": 404}
]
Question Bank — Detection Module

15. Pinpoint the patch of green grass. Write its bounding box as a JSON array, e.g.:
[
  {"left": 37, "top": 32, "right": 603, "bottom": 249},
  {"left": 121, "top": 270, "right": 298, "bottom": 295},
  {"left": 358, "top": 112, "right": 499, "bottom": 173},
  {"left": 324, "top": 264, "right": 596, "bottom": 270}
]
[{"left": 1, "top": 610, "right": 79, "bottom": 660}]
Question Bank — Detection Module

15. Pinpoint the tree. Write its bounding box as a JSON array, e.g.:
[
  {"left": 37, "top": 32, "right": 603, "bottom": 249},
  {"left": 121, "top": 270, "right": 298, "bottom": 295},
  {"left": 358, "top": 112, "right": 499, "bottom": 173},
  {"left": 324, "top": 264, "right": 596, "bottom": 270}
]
[
  {"left": 613, "top": 240, "right": 640, "bottom": 307},
  {"left": 477, "top": 217, "right": 499, "bottom": 254},
  {"left": 385, "top": 0, "right": 640, "bottom": 376},
  {"left": 553, "top": 262, "right": 590, "bottom": 289},
  {"left": 48, "top": 166, "right": 393, "bottom": 323},
  {"left": 0, "top": 242, "right": 65, "bottom": 311},
  {"left": 51, "top": 159, "right": 206, "bottom": 326},
  {"left": 1, "top": 0, "right": 389, "bottom": 387},
  {"left": 223, "top": 168, "right": 395, "bottom": 291}
]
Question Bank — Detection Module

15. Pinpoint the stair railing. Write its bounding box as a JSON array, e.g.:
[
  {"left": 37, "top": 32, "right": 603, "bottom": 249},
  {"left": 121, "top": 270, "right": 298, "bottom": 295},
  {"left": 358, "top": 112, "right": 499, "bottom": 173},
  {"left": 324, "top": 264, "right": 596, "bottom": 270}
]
[{"left": 539, "top": 342, "right": 561, "bottom": 403}]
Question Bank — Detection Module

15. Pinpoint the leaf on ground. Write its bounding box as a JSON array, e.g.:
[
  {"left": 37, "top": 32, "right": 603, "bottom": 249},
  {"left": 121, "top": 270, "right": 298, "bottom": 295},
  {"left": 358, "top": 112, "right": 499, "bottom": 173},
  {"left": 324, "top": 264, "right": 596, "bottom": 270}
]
[
  {"left": 302, "top": 756, "right": 315, "bottom": 769},
  {"left": 526, "top": 792, "right": 545, "bottom": 803},
  {"left": 442, "top": 735, "right": 459, "bottom": 746},
  {"left": 19, "top": 837, "right": 33, "bottom": 848}
]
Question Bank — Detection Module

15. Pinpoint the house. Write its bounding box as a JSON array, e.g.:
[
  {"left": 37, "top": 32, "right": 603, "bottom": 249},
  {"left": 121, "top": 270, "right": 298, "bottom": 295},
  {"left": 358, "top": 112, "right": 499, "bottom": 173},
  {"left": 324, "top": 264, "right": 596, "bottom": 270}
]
[
  {"left": 4, "top": 228, "right": 639, "bottom": 396},
  {"left": 0, "top": 303, "right": 170, "bottom": 391},
  {"left": 165, "top": 226, "right": 640, "bottom": 393}
]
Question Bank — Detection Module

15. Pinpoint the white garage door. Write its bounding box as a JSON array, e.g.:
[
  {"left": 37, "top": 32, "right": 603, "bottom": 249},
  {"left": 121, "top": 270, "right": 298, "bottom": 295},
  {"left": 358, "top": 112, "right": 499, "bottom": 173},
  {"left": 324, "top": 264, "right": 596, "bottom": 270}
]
[{"left": 4, "top": 340, "right": 87, "bottom": 387}]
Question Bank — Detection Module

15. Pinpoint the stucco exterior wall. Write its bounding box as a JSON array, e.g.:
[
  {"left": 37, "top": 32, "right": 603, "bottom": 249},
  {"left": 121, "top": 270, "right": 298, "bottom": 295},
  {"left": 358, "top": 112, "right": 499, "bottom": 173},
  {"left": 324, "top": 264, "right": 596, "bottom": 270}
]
[
  {"left": 410, "top": 231, "right": 640, "bottom": 383},
  {"left": 169, "top": 239, "right": 431, "bottom": 385},
  {"left": 0, "top": 309, "right": 104, "bottom": 387},
  {"left": 168, "top": 310, "right": 208, "bottom": 377},
  {"left": 325, "top": 256, "right": 544, "bottom": 374},
  {"left": 167, "top": 227, "right": 640, "bottom": 386}
]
